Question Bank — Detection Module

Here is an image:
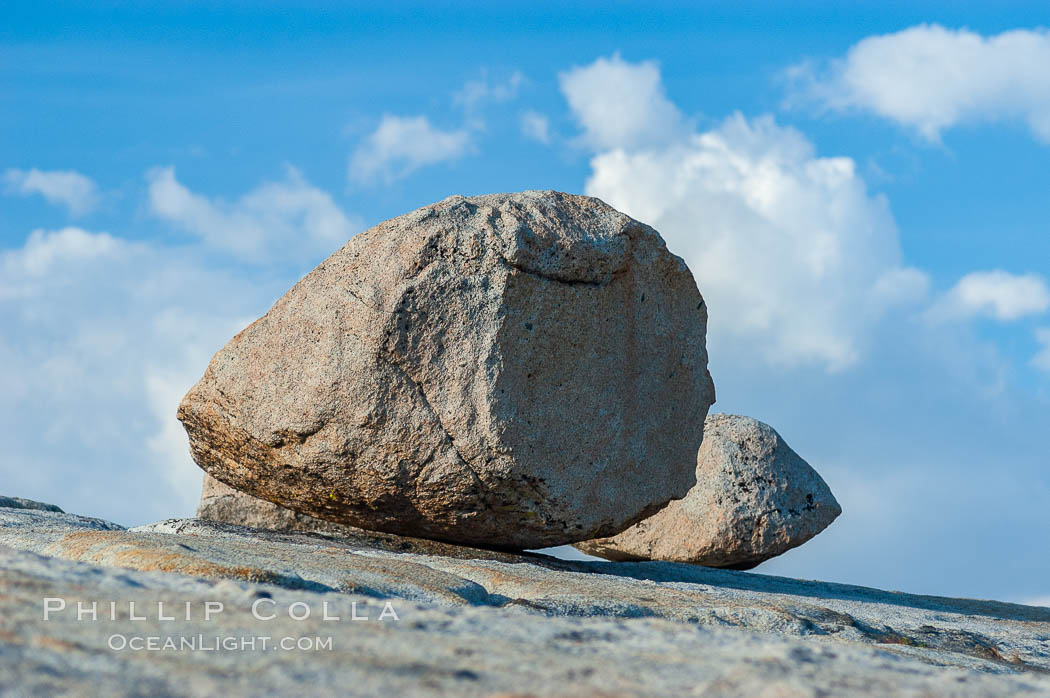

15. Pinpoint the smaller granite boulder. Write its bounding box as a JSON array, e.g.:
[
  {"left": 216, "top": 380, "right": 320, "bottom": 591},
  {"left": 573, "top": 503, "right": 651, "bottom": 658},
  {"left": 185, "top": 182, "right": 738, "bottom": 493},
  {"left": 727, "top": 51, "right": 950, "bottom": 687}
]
[
  {"left": 575, "top": 414, "right": 840, "bottom": 569},
  {"left": 197, "top": 474, "right": 361, "bottom": 537},
  {"left": 0, "top": 495, "right": 64, "bottom": 513}
]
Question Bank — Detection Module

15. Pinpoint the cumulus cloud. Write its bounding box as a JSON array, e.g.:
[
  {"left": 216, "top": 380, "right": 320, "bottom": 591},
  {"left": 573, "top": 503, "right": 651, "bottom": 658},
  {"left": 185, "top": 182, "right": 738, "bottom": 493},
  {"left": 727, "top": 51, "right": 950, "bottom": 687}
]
[
  {"left": 349, "top": 69, "right": 525, "bottom": 182},
  {"left": 0, "top": 226, "right": 277, "bottom": 523},
  {"left": 553, "top": 55, "right": 1050, "bottom": 601},
  {"left": 559, "top": 54, "right": 686, "bottom": 151},
  {"left": 562, "top": 56, "right": 924, "bottom": 370},
  {"left": 147, "top": 165, "right": 357, "bottom": 264},
  {"left": 930, "top": 270, "right": 1050, "bottom": 322},
  {"left": 0, "top": 227, "right": 121, "bottom": 282},
  {"left": 349, "top": 115, "right": 472, "bottom": 184},
  {"left": 521, "top": 110, "right": 552, "bottom": 144},
  {"left": 3, "top": 168, "right": 100, "bottom": 216},
  {"left": 789, "top": 24, "right": 1050, "bottom": 142}
]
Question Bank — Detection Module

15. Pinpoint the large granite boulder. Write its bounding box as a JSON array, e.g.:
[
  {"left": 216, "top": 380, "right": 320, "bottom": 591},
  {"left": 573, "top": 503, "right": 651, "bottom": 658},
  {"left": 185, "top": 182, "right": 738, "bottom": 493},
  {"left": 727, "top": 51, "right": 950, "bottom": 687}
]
[
  {"left": 576, "top": 414, "right": 840, "bottom": 568},
  {"left": 179, "top": 191, "right": 715, "bottom": 549}
]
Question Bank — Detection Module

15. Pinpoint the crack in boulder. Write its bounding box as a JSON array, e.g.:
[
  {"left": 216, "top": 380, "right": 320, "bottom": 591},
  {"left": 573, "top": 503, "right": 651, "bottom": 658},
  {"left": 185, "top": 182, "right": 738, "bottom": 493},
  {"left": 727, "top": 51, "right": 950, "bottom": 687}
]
[{"left": 380, "top": 353, "right": 483, "bottom": 490}]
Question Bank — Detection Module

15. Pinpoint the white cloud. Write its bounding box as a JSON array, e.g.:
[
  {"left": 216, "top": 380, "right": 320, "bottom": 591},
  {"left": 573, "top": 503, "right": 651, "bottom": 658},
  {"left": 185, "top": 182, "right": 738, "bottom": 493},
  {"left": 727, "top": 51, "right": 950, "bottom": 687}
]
[
  {"left": 562, "top": 57, "right": 924, "bottom": 370},
  {"left": 930, "top": 270, "right": 1050, "bottom": 322},
  {"left": 454, "top": 70, "right": 524, "bottom": 112},
  {"left": 147, "top": 165, "right": 357, "bottom": 264},
  {"left": 872, "top": 267, "right": 932, "bottom": 307},
  {"left": 521, "top": 110, "right": 552, "bottom": 144},
  {"left": 3, "top": 168, "right": 100, "bottom": 216},
  {"left": 0, "top": 227, "right": 122, "bottom": 284},
  {"left": 349, "top": 115, "right": 472, "bottom": 184},
  {"left": 790, "top": 24, "right": 1050, "bottom": 142},
  {"left": 0, "top": 227, "right": 280, "bottom": 524},
  {"left": 349, "top": 69, "right": 523, "bottom": 182},
  {"left": 559, "top": 54, "right": 686, "bottom": 151},
  {"left": 1031, "top": 328, "right": 1050, "bottom": 371}
]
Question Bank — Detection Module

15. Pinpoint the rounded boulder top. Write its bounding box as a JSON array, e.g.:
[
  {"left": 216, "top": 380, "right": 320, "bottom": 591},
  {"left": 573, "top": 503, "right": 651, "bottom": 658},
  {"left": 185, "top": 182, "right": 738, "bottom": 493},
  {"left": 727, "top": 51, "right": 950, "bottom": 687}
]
[{"left": 178, "top": 190, "right": 716, "bottom": 549}]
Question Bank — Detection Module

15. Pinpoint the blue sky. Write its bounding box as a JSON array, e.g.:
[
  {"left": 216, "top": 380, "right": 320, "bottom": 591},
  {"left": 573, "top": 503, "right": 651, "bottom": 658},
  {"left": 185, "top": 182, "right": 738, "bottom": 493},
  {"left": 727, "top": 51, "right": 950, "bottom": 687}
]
[{"left": 3, "top": 2, "right": 1050, "bottom": 605}]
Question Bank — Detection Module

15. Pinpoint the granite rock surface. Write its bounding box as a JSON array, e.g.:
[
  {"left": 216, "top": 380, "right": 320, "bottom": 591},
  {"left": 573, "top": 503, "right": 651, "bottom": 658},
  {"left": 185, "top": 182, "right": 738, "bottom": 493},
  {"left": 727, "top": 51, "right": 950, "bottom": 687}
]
[{"left": 2, "top": 498, "right": 1049, "bottom": 696}]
